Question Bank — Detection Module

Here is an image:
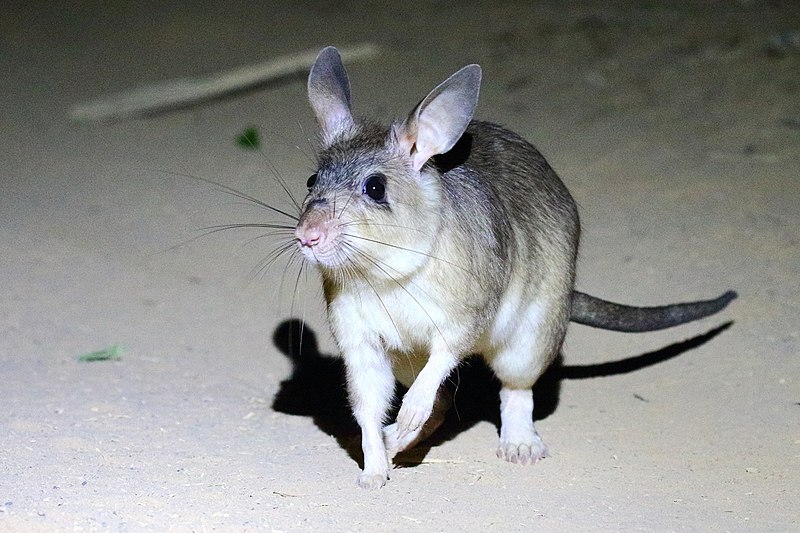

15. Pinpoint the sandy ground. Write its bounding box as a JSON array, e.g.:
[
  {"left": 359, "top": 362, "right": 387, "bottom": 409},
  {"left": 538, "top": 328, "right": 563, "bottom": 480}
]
[{"left": 2, "top": 1, "right": 798, "bottom": 531}]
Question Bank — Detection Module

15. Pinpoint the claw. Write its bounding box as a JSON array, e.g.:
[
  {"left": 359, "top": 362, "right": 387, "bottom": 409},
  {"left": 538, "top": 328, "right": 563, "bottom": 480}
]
[{"left": 496, "top": 439, "right": 548, "bottom": 465}]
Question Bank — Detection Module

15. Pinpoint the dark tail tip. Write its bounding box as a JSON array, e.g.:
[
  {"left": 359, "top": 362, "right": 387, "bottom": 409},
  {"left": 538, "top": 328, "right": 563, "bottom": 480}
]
[
  {"left": 718, "top": 290, "right": 738, "bottom": 307},
  {"left": 710, "top": 290, "right": 738, "bottom": 314}
]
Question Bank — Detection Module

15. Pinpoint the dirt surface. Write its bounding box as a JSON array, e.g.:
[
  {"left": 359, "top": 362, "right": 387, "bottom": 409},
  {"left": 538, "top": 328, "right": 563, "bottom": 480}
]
[{"left": 2, "top": 1, "right": 798, "bottom": 531}]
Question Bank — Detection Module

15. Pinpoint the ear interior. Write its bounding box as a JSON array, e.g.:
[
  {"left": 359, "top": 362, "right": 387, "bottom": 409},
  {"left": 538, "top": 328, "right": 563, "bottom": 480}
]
[
  {"left": 396, "top": 65, "right": 482, "bottom": 171},
  {"left": 307, "top": 46, "right": 355, "bottom": 143}
]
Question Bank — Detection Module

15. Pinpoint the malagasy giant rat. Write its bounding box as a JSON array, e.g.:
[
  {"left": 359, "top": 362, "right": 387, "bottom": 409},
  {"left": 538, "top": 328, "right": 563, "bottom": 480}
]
[{"left": 295, "top": 46, "right": 736, "bottom": 489}]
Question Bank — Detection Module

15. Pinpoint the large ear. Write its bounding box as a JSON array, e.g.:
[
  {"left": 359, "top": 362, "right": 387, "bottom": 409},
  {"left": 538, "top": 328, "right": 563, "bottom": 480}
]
[
  {"left": 308, "top": 46, "right": 355, "bottom": 143},
  {"left": 396, "top": 64, "right": 482, "bottom": 171}
]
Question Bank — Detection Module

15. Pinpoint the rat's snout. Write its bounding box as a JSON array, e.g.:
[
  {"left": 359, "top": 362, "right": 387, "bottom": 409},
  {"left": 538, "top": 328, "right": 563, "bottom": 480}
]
[
  {"left": 295, "top": 203, "right": 335, "bottom": 253},
  {"left": 295, "top": 221, "right": 323, "bottom": 248}
]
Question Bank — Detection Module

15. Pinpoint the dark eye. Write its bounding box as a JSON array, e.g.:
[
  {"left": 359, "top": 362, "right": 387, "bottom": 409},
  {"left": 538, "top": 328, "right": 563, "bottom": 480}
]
[
  {"left": 363, "top": 173, "right": 386, "bottom": 202},
  {"left": 306, "top": 173, "right": 318, "bottom": 190}
]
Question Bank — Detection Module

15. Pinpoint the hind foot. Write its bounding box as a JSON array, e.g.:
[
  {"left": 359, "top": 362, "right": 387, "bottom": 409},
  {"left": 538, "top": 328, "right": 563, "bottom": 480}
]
[
  {"left": 496, "top": 429, "right": 549, "bottom": 465},
  {"left": 496, "top": 387, "right": 548, "bottom": 465},
  {"left": 357, "top": 471, "right": 389, "bottom": 490}
]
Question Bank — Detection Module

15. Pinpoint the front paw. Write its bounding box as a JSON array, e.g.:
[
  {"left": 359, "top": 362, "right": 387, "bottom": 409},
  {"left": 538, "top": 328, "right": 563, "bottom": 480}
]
[
  {"left": 383, "top": 423, "right": 401, "bottom": 457},
  {"left": 383, "top": 422, "right": 423, "bottom": 457},
  {"left": 396, "top": 396, "right": 433, "bottom": 439}
]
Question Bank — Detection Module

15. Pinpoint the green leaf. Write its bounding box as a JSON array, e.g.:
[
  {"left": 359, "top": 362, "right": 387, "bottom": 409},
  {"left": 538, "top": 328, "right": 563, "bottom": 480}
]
[
  {"left": 78, "top": 344, "right": 124, "bottom": 362},
  {"left": 236, "top": 126, "right": 260, "bottom": 150}
]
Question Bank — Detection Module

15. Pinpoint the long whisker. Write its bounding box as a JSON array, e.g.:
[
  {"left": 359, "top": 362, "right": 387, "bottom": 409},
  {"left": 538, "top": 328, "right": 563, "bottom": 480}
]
[
  {"left": 280, "top": 248, "right": 305, "bottom": 300},
  {"left": 338, "top": 221, "right": 431, "bottom": 235},
  {"left": 337, "top": 189, "right": 358, "bottom": 220},
  {"left": 342, "top": 233, "right": 475, "bottom": 278},
  {"left": 159, "top": 223, "right": 289, "bottom": 253},
  {"left": 249, "top": 240, "right": 298, "bottom": 281},
  {"left": 251, "top": 144, "right": 302, "bottom": 212},
  {"left": 245, "top": 126, "right": 318, "bottom": 213},
  {"left": 200, "top": 222, "right": 295, "bottom": 232},
  {"left": 163, "top": 224, "right": 293, "bottom": 253},
  {"left": 298, "top": 261, "right": 312, "bottom": 357},
  {"left": 293, "top": 119, "right": 317, "bottom": 166},
  {"left": 243, "top": 231, "right": 296, "bottom": 244},
  {"left": 157, "top": 169, "right": 300, "bottom": 222},
  {"left": 290, "top": 257, "right": 306, "bottom": 322}
]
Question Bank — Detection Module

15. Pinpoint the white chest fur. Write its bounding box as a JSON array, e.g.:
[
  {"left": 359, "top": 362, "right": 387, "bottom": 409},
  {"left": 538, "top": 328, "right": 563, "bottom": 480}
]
[{"left": 327, "top": 278, "right": 457, "bottom": 383}]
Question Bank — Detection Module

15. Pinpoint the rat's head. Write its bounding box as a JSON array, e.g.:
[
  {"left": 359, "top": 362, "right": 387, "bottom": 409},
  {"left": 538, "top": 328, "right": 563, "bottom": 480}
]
[{"left": 295, "top": 46, "right": 481, "bottom": 282}]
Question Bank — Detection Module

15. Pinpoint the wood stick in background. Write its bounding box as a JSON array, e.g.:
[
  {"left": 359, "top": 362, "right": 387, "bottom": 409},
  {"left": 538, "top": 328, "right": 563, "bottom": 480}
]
[{"left": 69, "top": 43, "right": 381, "bottom": 122}]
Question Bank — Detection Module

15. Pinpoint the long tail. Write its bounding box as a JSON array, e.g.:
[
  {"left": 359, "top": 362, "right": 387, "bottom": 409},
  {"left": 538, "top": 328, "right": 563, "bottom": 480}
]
[{"left": 570, "top": 290, "right": 737, "bottom": 333}]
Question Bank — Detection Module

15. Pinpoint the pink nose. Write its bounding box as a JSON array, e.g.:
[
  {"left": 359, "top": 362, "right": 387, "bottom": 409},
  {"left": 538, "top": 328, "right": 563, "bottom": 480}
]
[{"left": 296, "top": 224, "right": 323, "bottom": 248}]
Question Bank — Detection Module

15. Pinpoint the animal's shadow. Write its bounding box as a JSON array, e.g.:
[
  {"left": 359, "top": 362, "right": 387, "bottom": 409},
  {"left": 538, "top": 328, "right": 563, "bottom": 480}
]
[{"left": 271, "top": 319, "right": 732, "bottom": 468}]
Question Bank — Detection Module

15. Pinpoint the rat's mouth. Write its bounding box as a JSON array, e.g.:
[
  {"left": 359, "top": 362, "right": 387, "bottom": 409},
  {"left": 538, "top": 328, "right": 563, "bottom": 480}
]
[{"left": 297, "top": 240, "right": 346, "bottom": 268}]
